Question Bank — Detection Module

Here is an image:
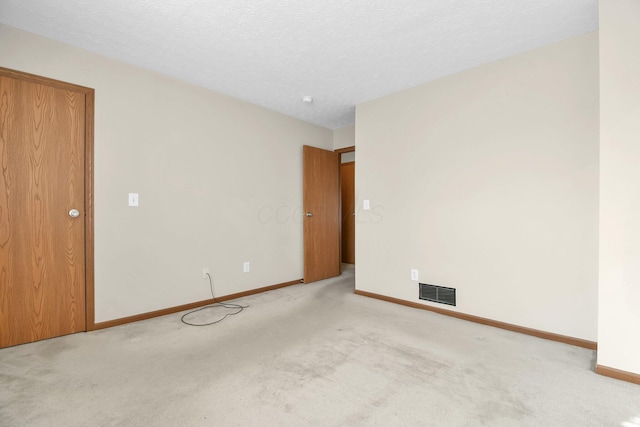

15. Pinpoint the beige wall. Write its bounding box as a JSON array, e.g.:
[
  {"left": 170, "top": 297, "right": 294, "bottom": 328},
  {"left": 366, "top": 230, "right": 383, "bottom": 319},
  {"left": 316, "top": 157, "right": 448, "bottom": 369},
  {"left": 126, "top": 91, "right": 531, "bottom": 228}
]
[
  {"left": 333, "top": 125, "right": 355, "bottom": 162},
  {"left": 356, "top": 33, "right": 599, "bottom": 340},
  {"left": 341, "top": 152, "right": 355, "bottom": 163},
  {"left": 598, "top": 0, "right": 640, "bottom": 375},
  {"left": 334, "top": 125, "right": 355, "bottom": 163},
  {"left": 0, "top": 24, "right": 333, "bottom": 322},
  {"left": 333, "top": 125, "right": 355, "bottom": 150}
]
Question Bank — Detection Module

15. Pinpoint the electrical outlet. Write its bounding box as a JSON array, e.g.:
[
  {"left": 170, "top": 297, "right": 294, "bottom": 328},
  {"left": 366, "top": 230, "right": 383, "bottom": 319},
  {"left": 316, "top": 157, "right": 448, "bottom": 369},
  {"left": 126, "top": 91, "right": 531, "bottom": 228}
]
[
  {"left": 411, "top": 269, "right": 419, "bottom": 281},
  {"left": 243, "top": 262, "right": 250, "bottom": 273},
  {"left": 202, "top": 268, "right": 209, "bottom": 279}
]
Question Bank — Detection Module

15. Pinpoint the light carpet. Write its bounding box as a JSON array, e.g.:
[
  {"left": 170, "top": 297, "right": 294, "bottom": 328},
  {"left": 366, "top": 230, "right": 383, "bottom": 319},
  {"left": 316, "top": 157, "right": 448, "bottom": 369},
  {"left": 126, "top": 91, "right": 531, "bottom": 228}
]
[{"left": 1, "top": 265, "right": 639, "bottom": 426}]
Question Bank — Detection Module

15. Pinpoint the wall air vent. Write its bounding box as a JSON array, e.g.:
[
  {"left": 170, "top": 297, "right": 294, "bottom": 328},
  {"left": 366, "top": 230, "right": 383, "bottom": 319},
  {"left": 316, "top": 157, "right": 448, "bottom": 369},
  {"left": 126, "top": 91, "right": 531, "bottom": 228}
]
[{"left": 419, "top": 283, "right": 456, "bottom": 306}]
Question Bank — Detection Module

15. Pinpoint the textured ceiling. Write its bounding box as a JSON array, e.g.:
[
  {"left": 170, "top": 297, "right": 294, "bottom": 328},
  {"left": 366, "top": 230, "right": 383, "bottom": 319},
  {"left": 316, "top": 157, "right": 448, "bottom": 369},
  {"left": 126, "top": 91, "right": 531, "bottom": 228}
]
[{"left": 0, "top": 0, "right": 597, "bottom": 129}]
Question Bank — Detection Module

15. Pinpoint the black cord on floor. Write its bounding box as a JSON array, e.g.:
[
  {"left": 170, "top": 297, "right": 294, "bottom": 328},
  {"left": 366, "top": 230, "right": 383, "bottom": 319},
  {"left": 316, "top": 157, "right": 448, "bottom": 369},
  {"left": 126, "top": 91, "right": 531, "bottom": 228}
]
[{"left": 181, "top": 273, "right": 248, "bottom": 327}]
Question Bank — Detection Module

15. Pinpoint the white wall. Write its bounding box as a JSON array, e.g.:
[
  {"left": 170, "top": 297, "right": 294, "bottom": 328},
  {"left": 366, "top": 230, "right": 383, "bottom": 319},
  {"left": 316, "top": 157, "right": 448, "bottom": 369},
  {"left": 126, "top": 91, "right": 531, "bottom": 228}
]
[
  {"left": 598, "top": 0, "right": 640, "bottom": 375},
  {"left": 0, "top": 24, "right": 333, "bottom": 322},
  {"left": 356, "top": 33, "right": 599, "bottom": 341}
]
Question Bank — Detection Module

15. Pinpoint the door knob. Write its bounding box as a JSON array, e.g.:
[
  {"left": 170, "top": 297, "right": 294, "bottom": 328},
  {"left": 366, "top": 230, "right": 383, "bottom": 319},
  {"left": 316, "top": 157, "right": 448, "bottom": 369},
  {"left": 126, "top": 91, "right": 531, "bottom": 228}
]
[
  {"left": 69, "top": 209, "right": 80, "bottom": 218},
  {"left": 305, "top": 212, "right": 313, "bottom": 217}
]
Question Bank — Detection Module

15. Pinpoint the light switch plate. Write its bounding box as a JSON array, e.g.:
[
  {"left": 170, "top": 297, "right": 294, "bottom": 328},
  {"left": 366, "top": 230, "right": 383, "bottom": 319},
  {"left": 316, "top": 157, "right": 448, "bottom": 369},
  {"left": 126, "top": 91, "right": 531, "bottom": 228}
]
[
  {"left": 363, "top": 199, "right": 370, "bottom": 210},
  {"left": 128, "top": 193, "right": 139, "bottom": 207}
]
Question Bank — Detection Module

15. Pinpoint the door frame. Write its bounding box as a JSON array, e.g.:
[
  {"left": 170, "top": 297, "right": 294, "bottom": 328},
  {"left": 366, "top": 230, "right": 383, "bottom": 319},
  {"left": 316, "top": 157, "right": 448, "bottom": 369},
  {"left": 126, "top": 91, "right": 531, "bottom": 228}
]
[
  {"left": 335, "top": 145, "right": 355, "bottom": 267},
  {"left": 303, "top": 145, "right": 341, "bottom": 283},
  {"left": 339, "top": 161, "right": 355, "bottom": 264},
  {"left": 0, "top": 67, "right": 95, "bottom": 331}
]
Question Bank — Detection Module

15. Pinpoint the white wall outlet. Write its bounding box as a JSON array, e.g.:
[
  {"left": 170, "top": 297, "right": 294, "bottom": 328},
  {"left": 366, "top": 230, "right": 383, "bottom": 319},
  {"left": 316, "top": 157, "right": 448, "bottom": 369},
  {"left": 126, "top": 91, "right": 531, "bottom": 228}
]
[
  {"left": 363, "top": 199, "right": 370, "bottom": 210},
  {"left": 128, "top": 193, "right": 139, "bottom": 207},
  {"left": 411, "top": 269, "right": 419, "bottom": 281},
  {"left": 202, "top": 268, "right": 209, "bottom": 279},
  {"left": 243, "top": 262, "right": 250, "bottom": 273}
]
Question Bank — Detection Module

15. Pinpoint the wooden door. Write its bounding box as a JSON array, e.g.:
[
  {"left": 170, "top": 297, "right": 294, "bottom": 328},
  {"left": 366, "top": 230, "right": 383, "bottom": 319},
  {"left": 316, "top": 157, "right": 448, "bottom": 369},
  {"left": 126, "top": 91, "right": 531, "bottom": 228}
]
[
  {"left": 0, "top": 69, "right": 92, "bottom": 348},
  {"left": 303, "top": 145, "right": 340, "bottom": 283},
  {"left": 341, "top": 162, "right": 355, "bottom": 264}
]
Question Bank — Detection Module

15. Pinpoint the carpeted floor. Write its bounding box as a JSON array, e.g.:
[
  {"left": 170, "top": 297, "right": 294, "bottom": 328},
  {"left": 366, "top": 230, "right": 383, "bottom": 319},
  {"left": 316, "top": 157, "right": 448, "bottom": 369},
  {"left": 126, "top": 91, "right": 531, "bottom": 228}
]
[{"left": 1, "top": 265, "right": 639, "bottom": 426}]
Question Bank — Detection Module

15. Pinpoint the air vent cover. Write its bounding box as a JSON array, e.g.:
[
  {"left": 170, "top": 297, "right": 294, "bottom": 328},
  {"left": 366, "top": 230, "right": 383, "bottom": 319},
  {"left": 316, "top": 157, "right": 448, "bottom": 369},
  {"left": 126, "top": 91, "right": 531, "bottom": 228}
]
[{"left": 419, "top": 283, "right": 456, "bottom": 306}]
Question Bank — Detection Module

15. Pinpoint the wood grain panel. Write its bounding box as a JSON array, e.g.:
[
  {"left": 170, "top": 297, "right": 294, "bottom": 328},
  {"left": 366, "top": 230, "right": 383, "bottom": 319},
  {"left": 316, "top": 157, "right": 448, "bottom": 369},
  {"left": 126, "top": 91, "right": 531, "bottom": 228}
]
[
  {"left": 0, "top": 76, "right": 12, "bottom": 346},
  {"left": 335, "top": 146, "right": 355, "bottom": 154},
  {"left": 303, "top": 145, "right": 340, "bottom": 283},
  {"left": 83, "top": 89, "right": 95, "bottom": 331},
  {"left": 0, "top": 73, "right": 86, "bottom": 347},
  {"left": 341, "top": 162, "right": 355, "bottom": 264},
  {"left": 595, "top": 365, "right": 640, "bottom": 385},
  {"left": 0, "top": 67, "right": 94, "bottom": 93}
]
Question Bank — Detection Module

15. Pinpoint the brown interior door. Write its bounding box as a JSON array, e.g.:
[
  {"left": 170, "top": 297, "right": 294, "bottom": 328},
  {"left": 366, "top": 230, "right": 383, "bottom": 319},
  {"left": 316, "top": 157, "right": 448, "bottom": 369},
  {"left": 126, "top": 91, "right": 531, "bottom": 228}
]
[
  {"left": 303, "top": 145, "right": 340, "bottom": 283},
  {"left": 0, "top": 72, "right": 86, "bottom": 347},
  {"left": 341, "top": 161, "right": 355, "bottom": 264}
]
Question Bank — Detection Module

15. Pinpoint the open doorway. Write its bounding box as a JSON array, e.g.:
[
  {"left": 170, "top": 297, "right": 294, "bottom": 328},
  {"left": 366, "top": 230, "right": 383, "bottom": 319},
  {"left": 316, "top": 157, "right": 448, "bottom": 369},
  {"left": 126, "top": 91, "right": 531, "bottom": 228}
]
[
  {"left": 302, "top": 145, "right": 355, "bottom": 283},
  {"left": 337, "top": 146, "right": 355, "bottom": 265}
]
